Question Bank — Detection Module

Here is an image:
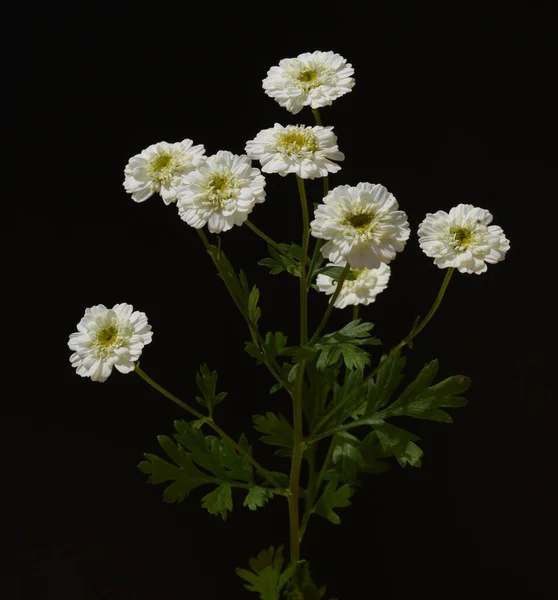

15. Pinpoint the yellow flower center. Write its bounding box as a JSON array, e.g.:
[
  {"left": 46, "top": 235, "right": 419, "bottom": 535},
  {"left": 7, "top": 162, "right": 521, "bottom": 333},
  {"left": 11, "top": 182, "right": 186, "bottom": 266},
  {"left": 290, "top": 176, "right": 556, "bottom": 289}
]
[
  {"left": 209, "top": 174, "right": 230, "bottom": 193},
  {"left": 147, "top": 152, "right": 176, "bottom": 184},
  {"left": 451, "top": 227, "right": 472, "bottom": 248},
  {"left": 97, "top": 324, "right": 119, "bottom": 346},
  {"left": 298, "top": 68, "right": 317, "bottom": 83},
  {"left": 277, "top": 128, "right": 320, "bottom": 154},
  {"left": 346, "top": 213, "right": 374, "bottom": 232}
]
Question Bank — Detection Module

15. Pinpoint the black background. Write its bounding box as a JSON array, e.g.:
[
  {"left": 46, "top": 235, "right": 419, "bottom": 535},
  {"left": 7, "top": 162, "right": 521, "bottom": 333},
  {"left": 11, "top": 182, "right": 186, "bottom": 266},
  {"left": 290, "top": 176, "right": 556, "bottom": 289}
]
[{"left": 9, "top": 3, "right": 554, "bottom": 599}]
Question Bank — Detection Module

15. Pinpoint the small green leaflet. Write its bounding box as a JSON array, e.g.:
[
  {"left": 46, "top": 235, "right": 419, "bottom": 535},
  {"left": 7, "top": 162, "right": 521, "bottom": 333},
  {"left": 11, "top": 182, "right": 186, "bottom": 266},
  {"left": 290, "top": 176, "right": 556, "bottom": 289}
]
[
  {"left": 138, "top": 437, "right": 213, "bottom": 503},
  {"left": 364, "top": 349, "right": 407, "bottom": 416},
  {"left": 201, "top": 483, "right": 233, "bottom": 520},
  {"left": 243, "top": 486, "right": 274, "bottom": 511},
  {"left": 331, "top": 431, "right": 367, "bottom": 484},
  {"left": 239, "top": 270, "right": 262, "bottom": 328},
  {"left": 195, "top": 364, "right": 227, "bottom": 417},
  {"left": 373, "top": 422, "right": 424, "bottom": 468},
  {"left": 252, "top": 412, "right": 294, "bottom": 457},
  {"left": 245, "top": 331, "right": 288, "bottom": 366},
  {"left": 313, "top": 319, "right": 381, "bottom": 372},
  {"left": 206, "top": 242, "right": 261, "bottom": 331},
  {"left": 259, "top": 243, "right": 305, "bottom": 277},
  {"left": 313, "top": 265, "right": 357, "bottom": 281},
  {"left": 314, "top": 475, "right": 353, "bottom": 525},
  {"left": 236, "top": 545, "right": 294, "bottom": 600}
]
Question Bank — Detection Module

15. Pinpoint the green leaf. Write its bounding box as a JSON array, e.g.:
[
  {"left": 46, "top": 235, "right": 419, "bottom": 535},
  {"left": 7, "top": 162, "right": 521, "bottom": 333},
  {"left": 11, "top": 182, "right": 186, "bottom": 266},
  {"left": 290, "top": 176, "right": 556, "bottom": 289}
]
[
  {"left": 252, "top": 412, "right": 294, "bottom": 456},
  {"left": 331, "top": 431, "right": 366, "bottom": 484},
  {"left": 201, "top": 483, "right": 233, "bottom": 520},
  {"left": 137, "top": 437, "right": 214, "bottom": 503},
  {"left": 259, "top": 243, "right": 305, "bottom": 278},
  {"left": 236, "top": 545, "right": 293, "bottom": 600},
  {"left": 248, "top": 284, "right": 262, "bottom": 328},
  {"left": 195, "top": 364, "right": 227, "bottom": 416},
  {"left": 383, "top": 368, "right": 471, "bottom": 423},
  {"left": 373, "top": 422, "right": 423, "bottom": 468},
  {"left": 245, "top": 331, "right": 289, "bottom": 367},
  {"left": 243, "top": 486, "right": 274, "bottom": 511},
  {"left": 314, "top": 266, "right": 357, "bottom": 281},
  {"left": 314, "top": 475, "right": 353, "bottom": 524},
  {"left": 314, "top": 319, "right": 381, "bottom": 372},
  {"left": 364, "top": 349, "right": 407, "bottom": 416},
  {"left": 269, "top": 471, "right": 290, "bottom": 489}
]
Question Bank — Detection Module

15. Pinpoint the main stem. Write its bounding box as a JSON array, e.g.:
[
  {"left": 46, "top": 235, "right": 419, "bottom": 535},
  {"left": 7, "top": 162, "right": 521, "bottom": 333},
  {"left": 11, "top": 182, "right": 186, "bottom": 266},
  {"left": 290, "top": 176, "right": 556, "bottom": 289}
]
[
  {"left": 134, "top": 365, "right": 284, "bottom": 491},
  {"left": 288, "top": 361, "right": 306, "bottom": 564},
  {"left": 288, "top": 176, "right": 312, "bottom": 565},
  {"left": 297, "top": 176, "right": 310, "bottom": 346}
]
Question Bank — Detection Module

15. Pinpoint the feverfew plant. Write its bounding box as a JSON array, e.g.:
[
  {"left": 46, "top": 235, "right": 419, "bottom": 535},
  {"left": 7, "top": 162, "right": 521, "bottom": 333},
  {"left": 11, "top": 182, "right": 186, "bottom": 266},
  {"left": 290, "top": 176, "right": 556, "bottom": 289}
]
[{"left": 68, "top": 50, "right": 510, "bottom": 598}]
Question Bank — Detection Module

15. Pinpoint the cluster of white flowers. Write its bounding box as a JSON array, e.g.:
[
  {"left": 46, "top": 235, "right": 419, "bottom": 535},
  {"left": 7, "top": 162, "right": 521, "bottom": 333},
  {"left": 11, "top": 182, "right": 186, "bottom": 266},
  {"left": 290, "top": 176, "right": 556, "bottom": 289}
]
[{"left": 72, "top": 50, "right": 510, "bottom": 381}]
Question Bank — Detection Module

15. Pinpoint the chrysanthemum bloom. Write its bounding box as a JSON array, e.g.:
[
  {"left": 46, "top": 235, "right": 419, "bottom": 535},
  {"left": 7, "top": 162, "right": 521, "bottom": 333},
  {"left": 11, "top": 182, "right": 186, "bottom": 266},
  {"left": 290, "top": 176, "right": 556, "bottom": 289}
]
[
  {"left": 123, "top": 139, "right": 206, "bottom": 204},
  {"left": 176, "top": 151, "right": 266, "bottom": 233},
  {"left": 418, "top": 204, "right": 510, "bottom": 274},
  {"left": 316, "top": 262, "right": 391, "bottom": 308},
  {"left": 262, "top": 51, "right": 355, "bottom": 114},
  {"left": 245, "top": 124, "right": 344, "bottom": 179},
  {"left": 68, "top": 304, "right": 152, "bottom": 382},
  {"left": 311, "top": 183, "right": 410, "bottom": 269}
]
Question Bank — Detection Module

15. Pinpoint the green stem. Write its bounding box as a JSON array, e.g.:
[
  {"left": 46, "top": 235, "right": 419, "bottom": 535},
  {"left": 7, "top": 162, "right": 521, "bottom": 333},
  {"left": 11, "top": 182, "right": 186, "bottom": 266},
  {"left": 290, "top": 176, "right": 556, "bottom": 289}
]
[
  {"left": 297, "top": 176, "right": 311, "bottom": 345},
  {"left": 299, "top": 434, "right": 336, "bottom": 541},
  {"left": 311, "top": 108, "right": 328, "bottom": 198},
  {"left": 134, "top": 365, "right": 284, "bottom": 491},
  {"left": 407, "top": 267, "right": 455, "bottom": 342},
  {"left": 308, "top": 263, "right": 351, "bottom": 345},
  {"left": 245, "top": 220, "right": 287, "bottom": 257},
  {"left": 288, "top": 361, "right": 307, "bottom": 563},
  {"left": 197, "top": 228, "right": 292, "bottom": 396},
  {"left": 364, "top": 267, "right": 455, "bottom": 383},
  {"left": 311, "top": 108, "right": 322, "bottom": 126},
  {"left": 352, "top": 305, "right": 360, "bottom": 321}
]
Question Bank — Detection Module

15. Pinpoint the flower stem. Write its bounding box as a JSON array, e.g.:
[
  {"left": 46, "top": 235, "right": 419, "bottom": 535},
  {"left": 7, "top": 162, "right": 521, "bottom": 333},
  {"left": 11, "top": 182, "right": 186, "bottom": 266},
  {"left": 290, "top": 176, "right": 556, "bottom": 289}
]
[
  {"left": 245, "top": 220, "right": 287, "bottom": 257},
  {"left": 407, "top": 267, "right": 455, "bottom": 342},
  {"left": 134, "top": 364, "right": 284, "bottom": 491},
  {"left": 308, "top": 263, "right": 351, "bottom": 345},
  {"left": 364, "top": 267, "right": 455, "bottom": 383},
  {"left": 288, "top": 360, "right": 307, "bottom": 563},
  {"left": 311, "top": 108, "right": 322, "bottom": 126},
  {"left": 352, "top": 305, "right": 360, "bottom": 321},
  {"left": 297, "top": 176, "right": 311, "bottom": 345}
]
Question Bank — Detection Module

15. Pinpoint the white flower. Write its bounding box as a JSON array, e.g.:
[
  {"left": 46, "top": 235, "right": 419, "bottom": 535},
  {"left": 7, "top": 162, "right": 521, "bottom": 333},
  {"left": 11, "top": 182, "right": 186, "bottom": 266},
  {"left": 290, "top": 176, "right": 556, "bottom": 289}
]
[
  {"left": 245, "top": 124, "right": 344, "bottom": 179},
  {"left": 418, "top": 204, "right": 510, "bottom": 274},
  {"left": 123, "top": 139, "right": 206, "bottom": 204},
  {"left": 263, "top": 50, "right": 355, "bottom": 114},
  {"left": 176, "top": 151, "right": 266, "bottom": 233},
  {"left": 317, "top": 262, "right": 391, "bottom": 308},
  {"left": 68, "top": 303, "right": 152, "bottom": 383},
  {"left": 311, "top": 183, "right": 410, "bottom": 269}
]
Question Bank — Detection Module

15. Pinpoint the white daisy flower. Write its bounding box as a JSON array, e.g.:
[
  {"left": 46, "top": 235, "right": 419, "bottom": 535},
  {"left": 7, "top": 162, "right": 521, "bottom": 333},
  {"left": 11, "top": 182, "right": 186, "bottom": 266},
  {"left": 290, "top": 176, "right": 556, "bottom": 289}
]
[
  {"left": 310, "top": 183, "right": 410, "bottom": 269},
  {"left": 317, "top": 262, "right": 391, "bottom": 308},
  {"left": 123, "top": 139, "right": 206, "bottom": 204},
  {"left": 263, "top": 50, "right": 355, "bottom": 114},
  {"left": 418, "top": 204, "right": 510, "bottom": 274},
  {"left": 245, "top": 124, "right": 344, "bottom": 179},
  {"left": 176, "top": 150, "right": 266, "bottom": 233},
  {"left": 68, "top": 304, "right": 152, "bottom": 383}
]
